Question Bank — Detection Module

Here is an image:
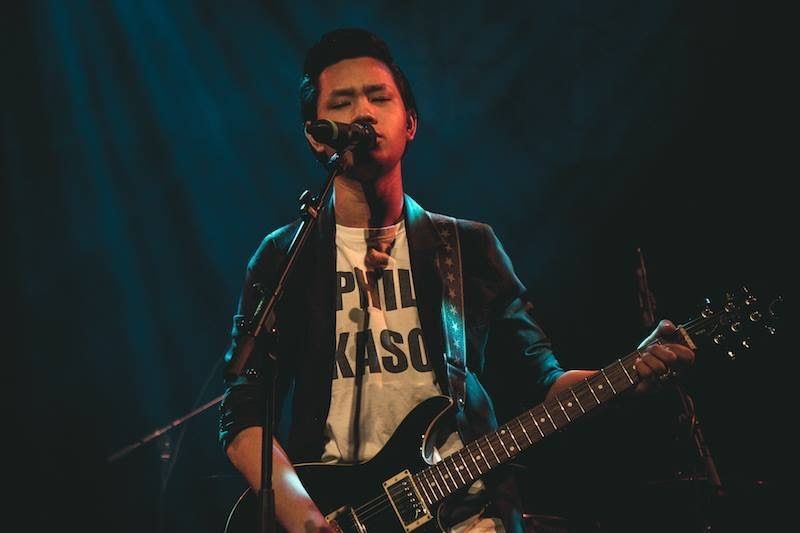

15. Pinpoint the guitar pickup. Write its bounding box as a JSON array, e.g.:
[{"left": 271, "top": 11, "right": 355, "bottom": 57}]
[{"left": 383, "top": 470, "right": 433, "bottom": 531}]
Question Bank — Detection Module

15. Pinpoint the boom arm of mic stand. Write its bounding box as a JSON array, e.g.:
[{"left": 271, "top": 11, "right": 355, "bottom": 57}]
[
  {"left": 106, "top": 395, "right": 224, "bottom": 464},
  {"left": 221, "top": 145, "right": 353, "bottom": 533}
]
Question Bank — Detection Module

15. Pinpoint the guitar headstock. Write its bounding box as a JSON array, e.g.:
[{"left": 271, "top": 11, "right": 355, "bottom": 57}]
[{"left": 680, "top": 286, "right": 782, "bottom": 360}]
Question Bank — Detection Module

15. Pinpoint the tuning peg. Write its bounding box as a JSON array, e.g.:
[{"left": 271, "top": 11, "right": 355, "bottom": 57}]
[
  {"left": 766, "top": 325, "right": 777, "bottom": 335},
  {"left": 737, "top": 285, "right": 758, "bottom": 306},
  {"left": 701, "top": 298, "right": 715, "bottom": 318},
  {"left": 769, "top": 296, "right": 783, "bottom": 318},
  {"left": 741, "top": 338, "right": 752, "bottom": 349},
  {"left": 749, "top": 310, "right": 763, "bottom": 323},
  {"left": 713, "top": 334, "right": 725, "bottom": 345},
  {"left": 724, "top": 301, "right": 737, "bottom": 313},
  {"left": 730, "top": 321, "right": 742, "bottom": 333},
  {"left": 727, "top": 350, "right": 736, "bottom": 360}
]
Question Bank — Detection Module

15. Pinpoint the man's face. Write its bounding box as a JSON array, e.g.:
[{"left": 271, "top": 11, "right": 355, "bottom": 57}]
[{"left": 311, "top": 56, "right": 416, "bottom": 176}]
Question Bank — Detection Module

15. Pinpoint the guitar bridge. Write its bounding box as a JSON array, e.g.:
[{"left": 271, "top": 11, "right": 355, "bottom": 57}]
[{"left": 383, "top": 470, "right": 433, "bottom": 532}]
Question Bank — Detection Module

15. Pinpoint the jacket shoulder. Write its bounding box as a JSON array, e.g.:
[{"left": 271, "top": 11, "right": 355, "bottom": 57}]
[{"left": 246, "top": 218, "right": 303, "bottom": 273}]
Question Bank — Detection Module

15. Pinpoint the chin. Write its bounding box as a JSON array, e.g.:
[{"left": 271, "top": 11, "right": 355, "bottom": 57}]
[{"left": 350, "top": 152, "right": 391, "bottom": 176}]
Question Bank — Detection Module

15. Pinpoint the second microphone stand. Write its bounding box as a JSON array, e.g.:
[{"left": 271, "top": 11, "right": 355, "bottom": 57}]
[{"left": 635, "top": 247, "right": 724, "bottom": 531}]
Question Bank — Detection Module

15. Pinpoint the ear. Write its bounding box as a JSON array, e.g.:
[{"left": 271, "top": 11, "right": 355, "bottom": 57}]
[
  {"left": 405, "top": 111, "right": 418, "bottom": 141},
  {"left": 304, "top": 120, "right": 328, "bottom": 157}
]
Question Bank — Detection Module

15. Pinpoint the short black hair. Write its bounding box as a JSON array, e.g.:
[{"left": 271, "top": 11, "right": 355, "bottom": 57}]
[{"left": 299, "top": 28, "right": 419, "bottom": 124}]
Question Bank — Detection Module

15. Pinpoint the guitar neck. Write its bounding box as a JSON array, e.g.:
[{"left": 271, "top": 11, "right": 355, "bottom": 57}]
[{"left": 412, "top": 349, "right": 645, "bottom": 504}]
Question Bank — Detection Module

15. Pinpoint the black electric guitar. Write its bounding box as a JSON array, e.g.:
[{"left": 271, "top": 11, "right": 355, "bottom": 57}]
[{"left": 224, "top": 288, "right": 781, "bottom": 533}]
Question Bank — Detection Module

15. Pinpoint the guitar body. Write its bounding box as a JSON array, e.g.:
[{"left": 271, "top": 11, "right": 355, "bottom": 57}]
[{"left": 225, "top": 396, "right": 453, "bottom": 533}]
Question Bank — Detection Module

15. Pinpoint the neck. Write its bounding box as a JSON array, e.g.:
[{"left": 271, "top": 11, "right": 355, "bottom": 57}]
[{"left": 334, "top": 165, "right": 404, "bottom": 228}]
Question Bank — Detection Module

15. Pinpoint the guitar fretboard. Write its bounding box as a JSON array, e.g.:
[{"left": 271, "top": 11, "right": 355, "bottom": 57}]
[{"left": 412, "top": 350, "right": 644, "bottom": 505}]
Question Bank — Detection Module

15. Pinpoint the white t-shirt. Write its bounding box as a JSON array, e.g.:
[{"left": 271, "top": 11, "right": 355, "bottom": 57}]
[{"left": 323, "top": 220, "right": 444, "bottom": 463}]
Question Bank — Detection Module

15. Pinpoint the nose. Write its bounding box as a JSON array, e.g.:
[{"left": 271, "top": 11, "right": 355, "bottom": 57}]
[{"left": 352, "top": 97, "right": 377, "bottom": 125}]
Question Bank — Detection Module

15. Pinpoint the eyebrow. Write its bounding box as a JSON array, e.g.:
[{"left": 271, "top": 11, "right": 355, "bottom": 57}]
[{"left": 327, "top": 84, "right": 391, "bottom": 98}]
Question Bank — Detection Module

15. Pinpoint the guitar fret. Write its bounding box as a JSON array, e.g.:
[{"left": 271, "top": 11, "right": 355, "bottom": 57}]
[
  {"left": 496, "top": 429, "right": 510, "bottom": 457},
  {"left": 570, "top": 389, "right": 585, "bottom": 414},
  {"left": 628, "top": 353, "right": 642, "bottom": 381},
  {"left": 631, "top": 351, "right": 643, "bottom": 381},
  {"left": 618, "top": 358, "right": 634, "bottom": 384},
  {"left": 528, "top": 411, "right": 545, "bottom": 437},
  {"left": 436, "top": 464, "right": 454, "bottom": 492},
  {"left": 418, "top": 470, "right": 433, "bottom": 501},
  {"left": 600, "top": 368, "right": 617, "bottom": 394},
  {"left": 467, "top": 443, "right": 483, "bottom": 474},
  {"left": 518, "top": 417, "right": 534, "bottom": 444},
  {"left": 451, "top": 456, "right": 467, "bottom": 485},
  {"left": 442, "top": 457, "right": 461, "bottom": 487},
  {"left": 457, "top": 451, "right": 473, "bottom": 480},
  {"left": 507, "top": 426, "right": 521, "bottom": 452},
  {"left": 428, "top": 469, "right": 445, "bottom": 499},
  {"left": 586, "top": 377, "right": 600, "bottom": 404},
  {"left": 433, "top": 465, "right": 450, "bottom": 496},
  {"left": 416, "top": 473, "right": 433, "bottom": 505},
  {"left": 556, "top": 397, "right": 571, "bottom": 422},
  {"left": 542, "top": 404, "right": 558, "bottom": 430},
  {"left": 423, "top": 469, "right": 440, "bottom": 500},
  {"left": 609, "top": 365, "right": 628, "bottom": 388},
  {"left": 484, "top": 436, "right": 501, "bottom": 464},
  {"left": 472, "top": 440, "right": 491, "bottom": 471}
]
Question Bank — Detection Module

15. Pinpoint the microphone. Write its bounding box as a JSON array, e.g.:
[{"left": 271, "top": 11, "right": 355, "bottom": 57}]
[{"left": 306, "top": 119, "right": 377, "bottom": 150}]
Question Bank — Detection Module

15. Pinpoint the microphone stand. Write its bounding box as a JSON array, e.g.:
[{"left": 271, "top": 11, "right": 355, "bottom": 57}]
[
  {"left": 223, "top": 145, "right": 356, "bottom": 533},
  {"left": 635, "top": 248, "right": 724, "bottom": 532}
]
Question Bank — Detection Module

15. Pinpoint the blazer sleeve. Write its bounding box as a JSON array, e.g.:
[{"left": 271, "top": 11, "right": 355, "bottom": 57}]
[
  {"left": 473, "top": 224, "right": 565, "bottom": 416},
  {"left": 218, "top": 233, "right": 284, "bottom": 451}
]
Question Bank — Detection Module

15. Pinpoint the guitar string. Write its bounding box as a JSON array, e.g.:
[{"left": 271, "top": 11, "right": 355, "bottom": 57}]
[
  {"left": 337, "top": 311, "right": 731, "bottom": 525},
  {"left": 351, "top": 478, "right": 417, "bottom": 522},
  {"left": 353, "top": 487, "right": 414, "bottom": 524}
]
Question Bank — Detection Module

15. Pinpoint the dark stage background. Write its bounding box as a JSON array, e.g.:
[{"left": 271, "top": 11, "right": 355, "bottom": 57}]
[{"left": 3, "top": 2, "right": 791, "bottom": 532}]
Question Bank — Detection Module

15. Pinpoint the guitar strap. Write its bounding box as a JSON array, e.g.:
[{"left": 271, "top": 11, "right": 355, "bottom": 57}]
[{"left": 429, "top": 213, "right": 468, "bottom": 427}]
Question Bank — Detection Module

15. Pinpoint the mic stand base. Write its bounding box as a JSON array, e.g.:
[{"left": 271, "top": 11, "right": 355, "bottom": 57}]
[{"left": 674, "top": 383, "right": 725, "bottom": 532}]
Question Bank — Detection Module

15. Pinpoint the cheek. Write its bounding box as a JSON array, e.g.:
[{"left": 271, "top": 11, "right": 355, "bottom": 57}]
[{"left": 389, "top": 115, "right": 413, "bottom": 141}]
